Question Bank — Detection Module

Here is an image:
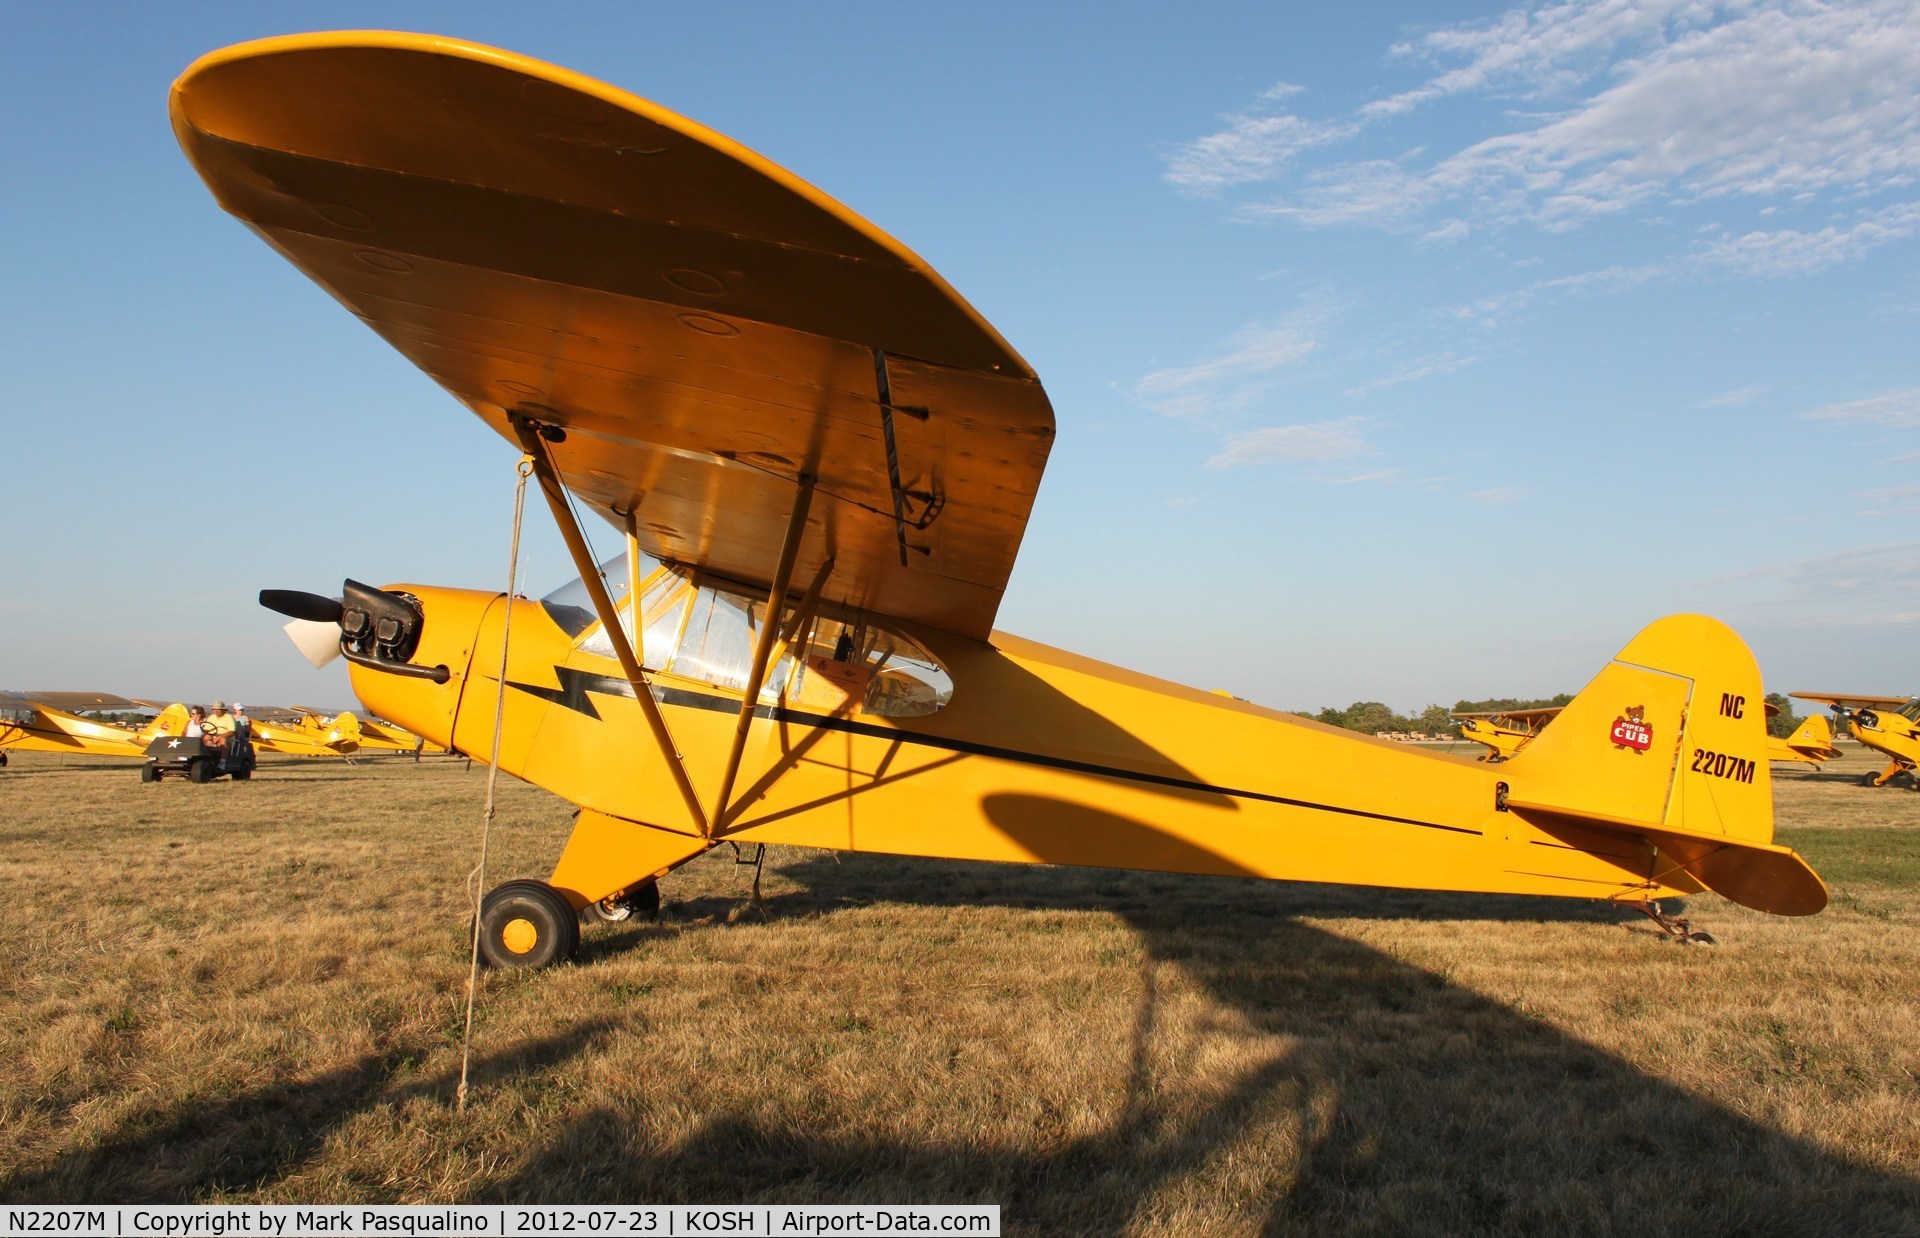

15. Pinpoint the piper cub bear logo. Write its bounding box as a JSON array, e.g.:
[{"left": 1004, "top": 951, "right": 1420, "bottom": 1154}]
[{"left": 1610, "top": 705, "right": 1653, "bottom": 753}]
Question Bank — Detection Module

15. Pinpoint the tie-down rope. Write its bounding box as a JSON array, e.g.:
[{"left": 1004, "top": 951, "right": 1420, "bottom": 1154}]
[{"left": 456, "top": 453, "right": 535, "bottom": 1112}]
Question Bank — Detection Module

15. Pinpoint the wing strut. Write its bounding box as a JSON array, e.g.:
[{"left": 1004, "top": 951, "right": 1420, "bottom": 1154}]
[
  {"left": 510, "top": 415, "right": 710, "bottom": 838},
  {"left": 712, "top": 473, "right": 818, "bottom": 831},
  {"left": 872, "top": 350, "right": 935, "bottom": 567}
]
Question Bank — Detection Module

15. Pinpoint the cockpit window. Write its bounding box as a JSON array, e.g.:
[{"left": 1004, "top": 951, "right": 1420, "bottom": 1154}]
[
  {"left": 786, "top": 614, "right": 952, "bottom": 717},
  {"left": 578, "top": 564, "right": 692, "bottom": 670},
  {"left": 539, "top": 552, "right": 638, "bottom": 638},
  {"left": 553, "top": 553, "right": 951, "bottom": 716}
]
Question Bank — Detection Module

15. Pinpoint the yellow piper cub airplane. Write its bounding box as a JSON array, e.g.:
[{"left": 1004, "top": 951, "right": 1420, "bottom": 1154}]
[
  {"left": 175, "top": 31, "right": 1826, "bottom": 966},
  {"left": 1764, "top": 705, "right": 1840, "bottom": 770},
  {"left": 0, "top": 692, "right": 177, "bottom": 765},
  {"left": 1789, "top": 693, "right": 1920, "bottom": 787},
  {"left": 1451, "top": 708, "right": 1561, "bottom": 763}
]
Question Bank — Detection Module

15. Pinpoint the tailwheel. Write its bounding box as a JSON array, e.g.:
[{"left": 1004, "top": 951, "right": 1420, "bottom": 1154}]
[
  {"left": 478, "top": 879, "right": 579, "bottom": 969},
  {"left": 1632, "top": 899, "right": 1716, "bottom": 945},
  {"left": 582, "top": 880, "right": 661, "bottom": 925}
]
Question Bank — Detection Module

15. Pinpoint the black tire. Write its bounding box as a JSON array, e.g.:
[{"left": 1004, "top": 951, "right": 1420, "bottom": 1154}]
[
  {"left": 230, "top": 769, "right": 251, "bottom": 781},
  {"left": 582, "top": 880, "right": 661, "bottom": 925},
  {"left": 478, "top": 880, "right": 579, "bottom": 969},
  {"left": 189, "top": 759, "right": 215, "bottom": 784},
  {"left": 139, "top": 763, "right": 157, "bottom": 784}
]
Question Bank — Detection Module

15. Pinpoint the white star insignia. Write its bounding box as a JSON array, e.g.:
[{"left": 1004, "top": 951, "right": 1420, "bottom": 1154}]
[{"left": 167, "top": 739, "right": 180, "bottom": 749}]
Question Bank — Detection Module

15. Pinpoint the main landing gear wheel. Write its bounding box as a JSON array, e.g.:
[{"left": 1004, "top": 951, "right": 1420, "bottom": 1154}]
[
  {"left": 582, "top": 880, "right": 661, "bottom": 925},
  {"left": 478, "top": 879, "right": 579, "bottom": 970}
]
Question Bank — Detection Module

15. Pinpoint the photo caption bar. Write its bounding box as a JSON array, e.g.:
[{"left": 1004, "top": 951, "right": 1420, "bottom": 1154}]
[{"left": 4, "top": 1205, "right": 1000, "bottom": 1237}]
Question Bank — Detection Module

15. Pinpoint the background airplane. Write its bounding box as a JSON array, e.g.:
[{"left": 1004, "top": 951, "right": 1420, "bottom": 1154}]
[
  {"left": 0, "top": 691, "right": 173, "bottom": 765},
  {"left": 1788, "top": 693, "right": 1919, "bottom": 787},
  {"left": 1451, "top": 707, "right": 1561, "bottom": 763},
  {"left": 1764, "top": 704, "right": 1841, "bottom": 770}
]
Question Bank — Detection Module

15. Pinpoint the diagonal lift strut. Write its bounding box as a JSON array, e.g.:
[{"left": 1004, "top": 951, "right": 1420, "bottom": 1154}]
[{"left": 510, "top": 415, "right": 710, "bottom": 837}]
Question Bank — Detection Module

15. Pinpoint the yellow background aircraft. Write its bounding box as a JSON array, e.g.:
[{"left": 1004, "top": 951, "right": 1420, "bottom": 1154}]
[
  {"left": 0, "top": 691, "right": 177, "bottom": 765},
  {"left": 1765, "top": 705, "right": 1840, "bottom": 770},
  {"left": 1451, "top": 707, "right": 1561, "bottom": 762},
  {"left": 178, "top": 32, "right": 1826, "bottom": 966},
  {"left": 1789, "top": 693, "right": 1920, "bottom": 787}
]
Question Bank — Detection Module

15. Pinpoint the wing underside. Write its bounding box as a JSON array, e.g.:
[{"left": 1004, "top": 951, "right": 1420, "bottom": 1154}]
[{"left": 172, "top": 32, "right": 1055, "bottom": 638}]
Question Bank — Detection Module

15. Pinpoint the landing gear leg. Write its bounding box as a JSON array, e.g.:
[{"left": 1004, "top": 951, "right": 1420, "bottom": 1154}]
[
  {"left": 582, "top": 880, "right": 661, "bottom": 925},
  {"left": 1632, "top": 900, "right": 1716, "bottom": 945}
]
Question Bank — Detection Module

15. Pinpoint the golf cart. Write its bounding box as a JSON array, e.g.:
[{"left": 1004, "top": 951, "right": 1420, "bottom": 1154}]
[{"left": 141, "top": 732, "right": 255, "bottom": 783}]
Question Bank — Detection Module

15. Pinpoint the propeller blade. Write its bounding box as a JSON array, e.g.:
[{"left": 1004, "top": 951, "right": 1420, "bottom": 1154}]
[
  {"left": 260, "top": 589, "right": 344, "bottom": 624},
  {"left": 283, "top": 618, "right": 343, "bottom": 669}
]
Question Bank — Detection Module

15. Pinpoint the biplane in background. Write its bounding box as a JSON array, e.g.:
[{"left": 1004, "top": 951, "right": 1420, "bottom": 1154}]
[
  {"left": 1789, "top": 693, "right": 1920, "bottom": 787},
  {"left": 177, "top": 32, "right": 1826, "bottom": 967},
  {"left": 1451, "top": 707, "right": 1561, "bottom": 763},
  {"left": 0, "top": 691, "right": 174, "bottom": 765}
]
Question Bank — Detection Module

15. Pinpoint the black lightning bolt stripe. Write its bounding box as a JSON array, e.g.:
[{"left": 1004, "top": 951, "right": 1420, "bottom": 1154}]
[
  {"left": 504, "top": 667, "right": 636, "bottom": 721},
  {"left": 503, "top": 667, "right": 1482, "bottom": 837}
]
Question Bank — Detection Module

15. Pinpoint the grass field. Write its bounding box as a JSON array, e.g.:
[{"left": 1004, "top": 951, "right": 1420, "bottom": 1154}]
[{"left": 1, "top": 746, "right": 1916, "bottom": 1234}]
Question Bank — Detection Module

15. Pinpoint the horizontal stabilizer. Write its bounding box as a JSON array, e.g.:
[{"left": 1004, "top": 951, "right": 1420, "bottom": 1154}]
[{"left": 1506, "top": 798, "right": 1827, "bottom": 916}]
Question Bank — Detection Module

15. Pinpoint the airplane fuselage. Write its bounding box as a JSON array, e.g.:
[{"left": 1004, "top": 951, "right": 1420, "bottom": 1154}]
[{"left": 351, "top": 582, "right": 1708, "bottom": 912}]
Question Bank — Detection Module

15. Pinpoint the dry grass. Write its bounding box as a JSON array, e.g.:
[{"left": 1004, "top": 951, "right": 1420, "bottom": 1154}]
[{"left": 1, "top": 746, "right": 1916, "bottom": 1234}]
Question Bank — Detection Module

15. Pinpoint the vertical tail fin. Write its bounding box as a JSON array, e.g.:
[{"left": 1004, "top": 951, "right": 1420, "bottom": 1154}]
[
  {"left": 136, "top": 703, "right": 190, "bottom": 743},
  {"left": 1784, "top": 713, "right": 1839, "bottom": 760},
  {"left": 1502, "top": 614, "right": 1824, "bottom": 915}
]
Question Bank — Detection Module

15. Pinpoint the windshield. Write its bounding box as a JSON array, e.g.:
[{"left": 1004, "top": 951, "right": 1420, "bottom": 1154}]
[{"left": 540, "top": 551, "right": 658, "bottom": 638}]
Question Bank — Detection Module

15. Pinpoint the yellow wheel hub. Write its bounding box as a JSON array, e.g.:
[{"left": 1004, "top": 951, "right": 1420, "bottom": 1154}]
[{"left": 501, "top": 917, "right": 540, "bottom": 955}]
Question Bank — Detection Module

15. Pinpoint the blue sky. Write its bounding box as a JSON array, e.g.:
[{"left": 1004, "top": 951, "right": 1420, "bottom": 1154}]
[{"left": 3, "top": 1, "right": 1915, "bottom": 713}]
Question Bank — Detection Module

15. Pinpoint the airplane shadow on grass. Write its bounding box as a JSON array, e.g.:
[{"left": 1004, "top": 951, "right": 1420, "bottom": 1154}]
[
  {"left": 541, "top": 838, "right": 1920, "bottom": 1234},
  {"left": 0, "top": 1022, "right": 618, "bottom": 1204},
  {"left": 7, "top": 847, "right": 1918, "bottom": 1231}
]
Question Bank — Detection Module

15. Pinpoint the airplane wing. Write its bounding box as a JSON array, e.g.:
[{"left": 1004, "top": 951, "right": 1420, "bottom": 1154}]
[
  {"left": 1450, "top": 707, "right": 1562, "bottom": 724},
  {"left": 1789, "top": 692, "right": 1913, "bottom": 710},
  {"left": 172, "top": 32, "right": 1055, "bottom": 640},
  {"left": 22, "top": 691, "right": 141, "bottom": 712},
  {"left": 237, "top": 705, "right": 310, "bottom": 724}
]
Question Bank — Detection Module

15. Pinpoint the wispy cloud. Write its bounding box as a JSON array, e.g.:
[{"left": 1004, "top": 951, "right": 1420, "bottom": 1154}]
[
  {"left": 1802, "top": 387, "right": 1920, "bottom": 427},
  {"left": 1207, "top": 417, "right": 1374, "bottom": 468},
  {"left": 1344, "top": 351, "right": 1477, "bottom": 396},
  {"left": 1693, "top": 202, "right": 1920, "bottom": 276},
  {"left": 1718, "top": 542, "right": 1920, "bottom": 628},
  {"left": 1129, "top": 310, "right": 1326, "bottom": 420},
  {"left": 1166, "top": 1, "right": 1920, "bottom": 256},
  {"left": 1467, "top": 486, "right": 1526, "bottom": 504},
  {"left": 1697, "top": 385, "right": 1766, "bottom": 408}
]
